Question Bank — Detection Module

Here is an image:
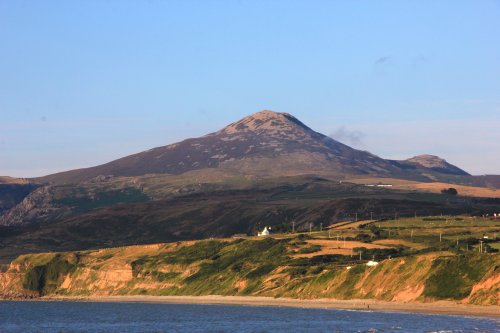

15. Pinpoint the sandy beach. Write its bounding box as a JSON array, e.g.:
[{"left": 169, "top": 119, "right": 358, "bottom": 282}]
[{"left": 41, "top": 295, "right": 500, "bottom": 318}]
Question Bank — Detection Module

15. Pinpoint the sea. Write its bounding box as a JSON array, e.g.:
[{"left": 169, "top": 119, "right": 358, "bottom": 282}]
[{"left": 0, "top": 301, "right": 498, "bottom": 333}]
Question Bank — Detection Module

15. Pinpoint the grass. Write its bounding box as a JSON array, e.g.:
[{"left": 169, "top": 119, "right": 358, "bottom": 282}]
[
  {"left": 5, "top": 214, "right": 500, "bottom": 305},
  {"left": 22, "top": 254, "right": 76, "bottom": 294},
  {"left": 297, "top": 244, "right": 322, "bottom": 254},
  {"left": 423, "top": 254, "right": 497, "bottom": 299},
  {"left": 3, "top": 172, "right": 500, "bottom": 266}
]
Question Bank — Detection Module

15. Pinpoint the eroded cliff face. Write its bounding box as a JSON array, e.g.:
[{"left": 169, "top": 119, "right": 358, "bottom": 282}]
[
  {"left": 1, "top": 239, "right": 498, "bottom": 305},
  {"left": 467, "top": 273, "right": 500, "bottom": 305},
  {"left": 0, "top": 262, "right": 39, "bottom": 299}
]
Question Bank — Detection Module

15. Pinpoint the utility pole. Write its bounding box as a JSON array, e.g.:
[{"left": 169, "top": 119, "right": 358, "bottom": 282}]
[
  {"left": 359, "top": 251, "right": 362, "bottom": 261},
  {"left": 292, "top": 221, "right": 295, "bottom": 233},
  {"left": 355, "top": 212, "right": 358, "bottom": 222},
  {"left": 370, "top": 212, "right": 373, "bottom": 220},
  {"left": 439, "top": 233, "right": 442, "bottom": 242},
  {"left": 320, "top": 223, "right": 323, "bottom": 232},
  {"left": 479, "top": 240, "right": 484, "bottom": 254},
  {"left": 328, "top": 230, "right": 331, "bottom": 238},
  {"left": 309, "top": 223, "right": 312, "bottom": 234}
]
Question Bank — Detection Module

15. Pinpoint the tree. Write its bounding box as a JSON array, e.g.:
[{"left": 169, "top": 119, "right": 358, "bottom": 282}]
[{"left": 441, "top": 187, "right": 458, "bottom": 195}]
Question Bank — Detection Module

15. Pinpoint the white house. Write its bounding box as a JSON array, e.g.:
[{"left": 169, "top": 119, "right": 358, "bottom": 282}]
[
  {"left": 366, "top": 260, "right": 379, "bottom": 267},
  {"left": 258, "top": 226, "right": 271, "bottom": 237}
]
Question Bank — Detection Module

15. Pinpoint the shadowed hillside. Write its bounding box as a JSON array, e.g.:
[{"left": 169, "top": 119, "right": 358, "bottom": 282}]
[{"left": 1, "top": 176, "right": 500, "bottom": 263}]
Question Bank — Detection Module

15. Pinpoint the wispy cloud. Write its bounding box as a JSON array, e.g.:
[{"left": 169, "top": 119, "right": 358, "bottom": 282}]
[
  {"left": 374, "top": 56, "right": 391, "bottom": 66},
  {"left": 330, "top": 126, "right": 365, "bottom": 146},
  {"left": 412, "top": 55, "right": 428, "bottom": 70},
  {"left": 350, "top": 119, "right": 500, "bottom": 175}
]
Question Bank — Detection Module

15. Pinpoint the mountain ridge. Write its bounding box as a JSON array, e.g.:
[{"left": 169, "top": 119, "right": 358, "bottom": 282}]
[{"left": 34, "top": 110, "right": 468, "bottom": 185}]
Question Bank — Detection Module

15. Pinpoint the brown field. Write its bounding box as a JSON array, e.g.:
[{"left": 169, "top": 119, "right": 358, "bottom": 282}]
[
  {"left": 346, "top": 177, "right": 500, "bottom": 198},
  {"left": 411, "top": 182, "right": 500, "bottom": 198},
  {"left": 372, "top": 238, "right": 427, "bottom": 250},
  {"left": 327, "top": 220, "right": 375, "bottom": 230},
  {"left": 294, "top": 239, "right": 390, "bottom": 257}
]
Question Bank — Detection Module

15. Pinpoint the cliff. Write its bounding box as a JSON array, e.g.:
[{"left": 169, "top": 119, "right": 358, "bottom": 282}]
[{"left": 1, "top": 237, "right": 498, "bottom": 305}]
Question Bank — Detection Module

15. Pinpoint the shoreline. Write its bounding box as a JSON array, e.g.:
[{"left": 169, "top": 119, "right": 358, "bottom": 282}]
[{"left": 27, "top": 295, "right": 500, "bottom": 318}]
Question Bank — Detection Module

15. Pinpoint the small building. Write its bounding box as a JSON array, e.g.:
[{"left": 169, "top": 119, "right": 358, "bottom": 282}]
[
  {"left": 366, "top": 260, "right": 379, "bottom": 267},
  {"left": 258, "top": 226, "right": 271, "bottom": 237}
]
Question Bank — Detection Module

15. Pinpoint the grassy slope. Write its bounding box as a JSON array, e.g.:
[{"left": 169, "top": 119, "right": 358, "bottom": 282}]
[
  {"left": 2, "top": 175, "right": 500, "bottom": 264},
  {"left": 2, "top": 217, "right": 499, "bottom": 305}
]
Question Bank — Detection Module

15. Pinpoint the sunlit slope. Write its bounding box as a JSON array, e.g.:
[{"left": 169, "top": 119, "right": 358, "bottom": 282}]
[{"left": 2, "top": 216, "right": 499, "bottom": 305}]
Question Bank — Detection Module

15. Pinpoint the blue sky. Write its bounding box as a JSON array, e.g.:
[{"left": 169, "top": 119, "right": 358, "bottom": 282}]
[{"left": 1, "top": 0, "right": 499, "bottom": 177}]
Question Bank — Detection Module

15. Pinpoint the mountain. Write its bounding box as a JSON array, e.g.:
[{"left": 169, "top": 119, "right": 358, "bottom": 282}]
[
  {"left": 1, "top": 111, "right": 500, "bottom": 262},
  {"left": 35, "top": 110, "right": 465, "bottom": 184},
  {"left": 403, "top": 155, "right": 469, "bottom": 176}
]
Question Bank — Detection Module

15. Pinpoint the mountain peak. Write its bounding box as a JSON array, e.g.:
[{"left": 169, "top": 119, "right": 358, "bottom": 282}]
[
  {"left": 405, "top": 154, "right": 470, "bottom": 176},
  {"left": 34, "top": 110, "right": 471, "bottom": 184},
  {"left": 219, "top": 110, "right": 311, "bottom": 135},
  {"left": 406, "top": 154, "right": 449, "bottom": 168}
]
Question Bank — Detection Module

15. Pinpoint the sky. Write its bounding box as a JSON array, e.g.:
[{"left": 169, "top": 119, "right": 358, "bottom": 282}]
[{"left": 1, "top": 0, "right": 499, "bottom": 177}]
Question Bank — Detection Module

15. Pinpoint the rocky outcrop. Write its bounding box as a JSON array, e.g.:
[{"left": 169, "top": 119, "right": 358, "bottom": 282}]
[
  {"left": 0, "top": 186, "right": 71, "bottom": 226},
  {"left": 0, "top": 182, "right": 39, "bottom": 215}
]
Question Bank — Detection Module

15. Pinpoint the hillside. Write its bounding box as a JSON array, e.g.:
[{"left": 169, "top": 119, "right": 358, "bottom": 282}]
[
  {"left": 402, "top": 155, "right": 470, "bottom": 176},
  {"left": 0, "top": 180, "right": 39, "bottom": 215},
  {"left": 1, "top": 110, "right": 499, "bottom": 264},
  {"left": 34, "top": 110, "right": 468, "bottom": 185},
  {"left": 2, "top": 175, "right": 500, "bottom": 263},
  {"left": 1, "top": 216, "right": 499, "bottom": 305}
]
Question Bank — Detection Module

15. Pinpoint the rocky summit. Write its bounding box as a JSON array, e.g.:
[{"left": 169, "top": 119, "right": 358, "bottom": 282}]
[{"left": 35, "top": 110, "right": 465, "bottom": 184}]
